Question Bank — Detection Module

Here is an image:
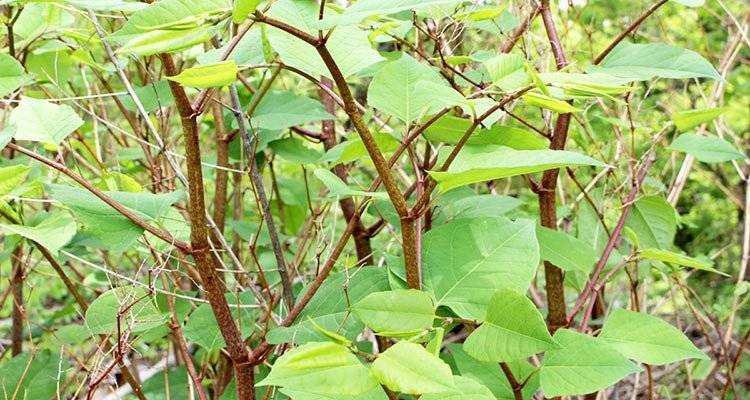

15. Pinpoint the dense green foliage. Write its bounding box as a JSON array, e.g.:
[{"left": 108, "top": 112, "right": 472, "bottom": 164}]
[{"left": 0, "top": 0, "right": 747, "bottom": 399}]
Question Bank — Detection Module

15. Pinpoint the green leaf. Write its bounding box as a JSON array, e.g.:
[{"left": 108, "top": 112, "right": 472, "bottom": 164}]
[
  {"left": 421, "top": 376, "right": 495, "bottom": 400},
  {"left": 436, "top": 194, "right": 523, "bottom": 221},
  {"left": 46, "top": 184, "right": 182, "bottom": 252},
  {"left": 668, "top": 133, "right": 745, "bottom": 163},
  {"left": 334, "top": 0, "right": 462, "bottom": 25},
  {"left": 371, "top": 341, "right": 456, "bottom": 394},
  {"left": 589, "top": 41, "right": 720, "bottom": 81},
  {"left": 422, "top": 217, "right": 539, "bottom": 320},
  {"left": 267, "top": 0, "right": 383, "bottom": 78},
  {"left": 423, "top": 115, "right": 546, "bottom": 150},
  {"left": 599, "top": 309, "right": 709, "bottom": 365},
  {"left": 672, "top": 107, "right": 726, "bottom": 132},
  {"left": 167, "top": 60, "right": 238, "bottom": 88},
  {"left": 446, "top": 344, "right": 538, "bottom": 400},
  {"left": 540, "top": 329, "right": 640, "bottom": 397},
  {"left": 0, "top": 350, "right": 67, "bottom": 400},
  {"left": 198, "top": 26, "right": 265, "bottom": 65},
  {"left": 523, "top": 91, "right": 580, "bottom": 113},
  {"left": 280, "top": 386, "right": 388, "bottom": 400},
  {"left": 9, "top": 97, "right": 83, "bottom": 144},
  {"left": 119, "top": 80, "right": 175, "bottom": 113},
  {"left": 352, "top": 289, "right": 435, "bottom": 335},
  {"left": 640, "top": 248, "right": 728, "bottom": 276},
  {"left": 270, "top": 137, "right": 324, "bottom": 164},
  {"left": 0, "top": 53, "right": 30, "bottom": 97},
  {"left": 232, "top": 0, "right": 262, "bottom": 23},
  {"left": 483, "top": 53, "right": 529, "bottom": 91},
  {"left": 368, "top": 53, "right": 452, "bottom": 123},
  {"left": 0, "top": 211, "right": 76, "bottom": 254},
  {"left": 0, "top": 165, "right": 31, "bottom": 199},
  {"left": 537, "top": 226, "right": 597, "bottom": 273},
  {"left": 428, "top": 146, "right": 605, "bottom": 193},
  {"left": 464, "top": 289, "right": 557, "bottom": 362},
  {"left": 251, "top": 91, "right": 333, "bottom": 130},
  {"left": 319, "top": 132, "right": 399, "bottom": 164},
  {"left": 183, "top": 295, "right": 256, "bottom": 350},
  {"left": 258, "top": 342, "right": 379, "bottom": 396},
  {"left": 267, "top": 268, "right": 390, "bottom": 345},
  {"left": 624, "top": 195, "right": 676, "bottom": 250},
  {"left": 111, "top": 0, "right": 230, "bottom": 55},
  {"left": 86, "top": 286, "right": 165, "bottom": 334},
  {"left": 314, "top": 169, "right": 388, "bottom": 200}
]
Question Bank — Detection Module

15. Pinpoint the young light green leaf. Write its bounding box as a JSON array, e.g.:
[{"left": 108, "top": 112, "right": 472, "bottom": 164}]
[
  {"left": 314, "top": 169, "right": 388, "bottom": 200},
  {"left": 86, "top": 286, "right": 165, "bottom": 334},
  {"left": 523, "top": 91, "right": 580, "bottom": 113},
  {"left": 672, "top": 107, "right": 725, "bottom": 132},
  {"left": 640, "top": 248, "right": 729, "bottom": 276},
  {"left": 421, "top": 376, "right": 495, "bottom": 400},
  {"left": 0, "top": 211, "right": 77, "bottom": 255},
  {"left": 368, "top": 53, "right": 451, "bottom": 123},
  {"left": 166, "top": 60, "right": 238, "bottom": 88},
  {"left": 464, "top": 289, "right": 557, "bottom": 362},
  {"left": 429, "top": 146, "right": 605, "bottom": 193},
  {"left": 422, "top": 217, "right": 539, "bottom": 320},
  {"left": 267, "top": 0, "right": 383, "bottom": 78},
  {"left": 537, "top": 226, "right": 597, "bottom": 273},
  {"left": 117, "top": 26, "right": 218, "bottom": 56},
  {"left": 0, "top": 53, "right": 30, "bottom": 97},
  {"left": 257, "top": 342, "right": 380, "bottom": 396},
  {"left": 352, "top": 289, "right": 435, "bottom": 335},
  {"left": 599, "top": 309, "right": 709, "bottom": 365},
  {"left": 589, "top": 42, "right": 720, "bottom": 81},
  {"left": 251, "top": 91, "right": 333, "bottom": 130},
  {"left": 540, "top": 329, "right": 640, "bottom": 397},
  {"left": 280, "top": 386, "right": 388, "bottom": 400},
  {"left": 624, "top": 195, "right": 676, "bottom": 250},
  {"left": 232, "top": 0, "right": 261, "bottom": 23},
  {"left": 10, "top": 97, "right": 83, "bottom": 144},
  {"left": 483, "top": 53, "right": 529, "bottom": 91},
  {"left": 371, "top": 341, "right": 456, "bottom": 394},
  {"left": 0, "top": 165, "right": 31, "bottom": 199},
  {"left": 668, "top": 133, "right": 745, "bottom": 163}
]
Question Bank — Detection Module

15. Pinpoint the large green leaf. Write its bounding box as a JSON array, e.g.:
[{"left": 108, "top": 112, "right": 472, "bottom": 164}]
[
  {"left": 85, "top": 286, "right": 166, "bottom": 334},
  {"left": 540, "top": 329, "right": 640, "bottom": 397},
  {"left": 46, "top": 184, "right": 182, "bottom": 252},
  {"left": 599, "top": 309, "right": 708, "bottom": 365},
  {"left": 589, "top": 42, "right": 720, "bottom": 81},
  {"left": 464, "top": 289, "right": 557, "bottom": 362},
  {"left": 352, "top": 289, "right": 435, "bottom": 335},
  {"left": 421, "top": 376, "right": 495, "bottom": 400},
  {"left": 429, "top": 146, "right": 605, "bottom": 192},
  {"left": 314, "top": 169, "right": 388, "bottom": 200},
  {"left": 371, "top": 341, "right": 455, "bottom": 394},
  {"left": 9, "top": 97, "right": 83, "bottom": 144},
  {"left": 445, "top": 344, "right": 538, "bottom": 400},
  {"left": 0, "top": 350, "right": 67, "bottom": 400},
  {"left": 668, "top": 133, "right": 745, "bottom": 163},
  {"left": 111, "top": 0, "right": 230, "bottom": 55},
  {"left": 483, "top": 53, "right": 529, "bottom": 91},
  {"left": 333, "top": 0, "right": 462, "bottom": 25},
  {"left": 166, "top": 60, "right": 238, "bottom": 88},
  {"left": 0, "top": 53, "right": 30, "bottom": 97},
  {"left": 624, "top": 195, "right": 676, "bottom": 250},
  {"left": 280, "top": 386, "right": 388, "bottom": 400},
  {"left": 0, "top": 211, "right": 77, "bottom": 254},
  {"left": 367, "top": 53, "right": 453, "bottom": 123},
  {"left": 319, "top": 132, "right": 399, "bottom": 164},
  {"left": 0, "top": 165, "right": 31, "bottom": 199},
  {"left": 672, "top": 107, "right": 725, "bottom": 132},
  {"left": 183, "top": 294, "right": 256, "bottom": 350},
  {"left": 267, "top": 268, "right": 390, "bottom": 345},
  {"left": 435, "top": 193, "right": 523, "bottom": 222},
  {"left": 537, "top": 226, "right": 597, "bottom": 273},
  {"left": 266, "top": 0, "right": 383, "bottom": 78},
  {"left": 423, "top": 115, "right": 546, "bottom": 150},
  {"left": 258, "top": 342, "right": 379, "bottom": 396},
  {"left": 422, "top": 217, "right": 539, "bottom": 320},
  {"left": 251, "top": 91, "right": 333, "bottom": 130}
]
